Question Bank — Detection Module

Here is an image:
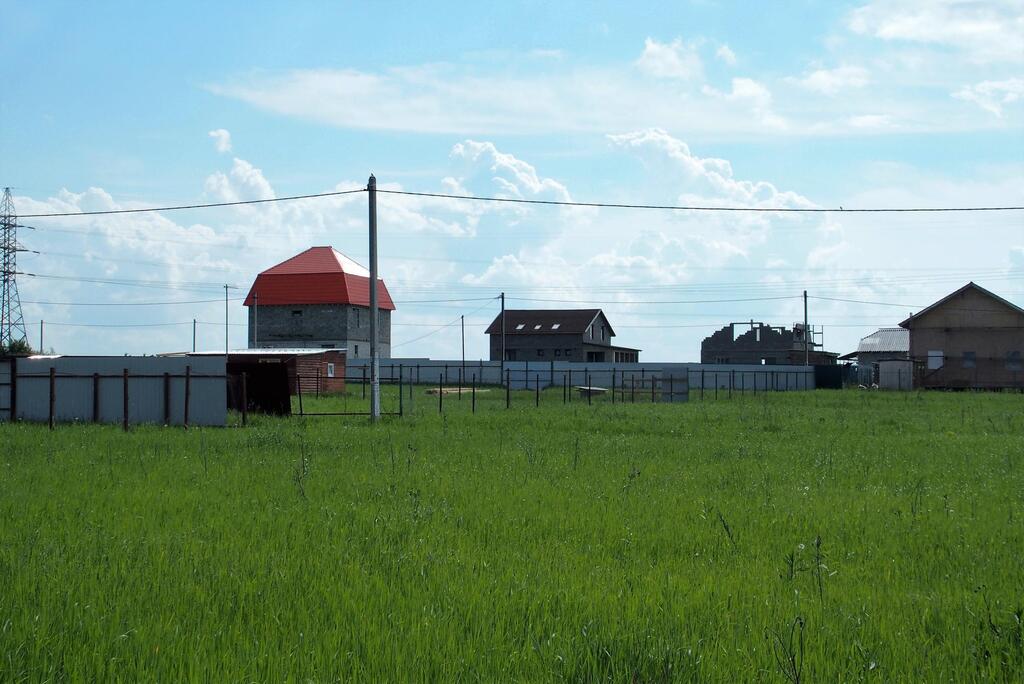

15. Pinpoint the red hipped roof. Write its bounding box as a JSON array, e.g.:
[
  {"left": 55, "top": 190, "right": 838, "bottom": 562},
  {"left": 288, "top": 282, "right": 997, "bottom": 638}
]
[{"left": 243, "top": 247, "right": 396, "bottom": 310}]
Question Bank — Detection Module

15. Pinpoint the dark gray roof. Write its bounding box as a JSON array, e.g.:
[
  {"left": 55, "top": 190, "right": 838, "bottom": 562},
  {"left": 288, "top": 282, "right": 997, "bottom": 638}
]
[
  {"left": 856, "top": 328, "right": 909, "bottom": 354},
  {"left": 485, "top": 309, "right": 610, "bottom": 336}
]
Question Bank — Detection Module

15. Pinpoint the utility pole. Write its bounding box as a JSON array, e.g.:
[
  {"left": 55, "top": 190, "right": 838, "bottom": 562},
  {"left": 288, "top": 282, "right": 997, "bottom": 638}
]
[
  {"left": 1, "top": 188, "right": 27, "bottom": 350},
  {"left": 500, "top": 292, "right": 506, "bottom": 383},
  {"left": 224, "top": 284, "right": 229, "bottom": 355},
  {"left": 39, "top": 320, "right": 43, "bottom": 353},
  {"left": 192, "top": 319, "right": 196, "bottom": 352},
  {"left": 461, "top": 314, "right": 465, "bottom": 385},
  {"left": 803, "top": 290, "right": 809, "bottom": 366},
  {"left": 368, "top": 174, "right": 380, "bottom": 422}
]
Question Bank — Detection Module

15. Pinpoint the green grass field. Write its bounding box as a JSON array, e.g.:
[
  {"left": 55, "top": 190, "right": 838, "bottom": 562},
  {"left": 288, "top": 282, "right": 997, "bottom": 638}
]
[{"left": 2, "top": 389, "right": 1022, "bottom": 681}]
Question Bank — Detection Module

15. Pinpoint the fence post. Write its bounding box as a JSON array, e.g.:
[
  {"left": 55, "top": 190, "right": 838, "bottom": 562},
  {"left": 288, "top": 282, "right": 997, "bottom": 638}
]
[
  {"left": 567, "top": 370, "right": 572, "bottom": 403},
  {"left": 122, "top": 368, "right": 129, "bottom": 432},
  {"left": 669, "top": 374, "right": 674, "bottom": 401},
  {"left": 701, "top": 369, "right": 705, "bottom": 401},
  {"left": 297, "top": 374, "right": 304, "bottom": 416},
  {"left": 241, "top": 372, "right": 248, "bottom": 426},
  {"left": 48, "top": 366, "right": 56, "bottom": 430},
  {"left": 184, "top": 365, "right": 191, "bottom": 428},
  {"left": 163, "top": 372, "right": 171, "bottom": 426},
  {"left": 399, "top": 364, "right": 404, "bottom": 417},
  {"left": 506, "top": 369, "right": 510, "bottom": 409},
  {"left": 563, "top": 373, "right": 567, "bottom": 404},
  {"left": 317, "top": 367, "right": 321, "bottom": 399},
  {"left": 458, "top": 367, "right": 463, "bottom": 401},
  {"left": 416, "top": 364, "right": 420, "bottom": 385},
  {"left": 730, "top": 370, "right": 734, "bottom": 399},
  {"left": 612, "top": 369, "right": 616, "bottom": 404},
  {"left": 472, "top": 373, "right": 476, "bottom": 413},
  {"left": 535, "top": 373, "right": 540, "bottom": 407},
  {"left": 651, "top": 375, "right": 656, "bottom": 403},
  {"left": 631, "top": 374, "right": 636, "bottom": 403},
  {"left": 362, "top": 367, "right": 366, "bottom": 399},
  {"left": 438, "top": 375, "right": 443, "bottom": 413},
  {"left": 715, "top": 373, "right": 718, "bottom": 401},
  {"left": 587, "top": 373, "right": 592, "bottom": 406}
]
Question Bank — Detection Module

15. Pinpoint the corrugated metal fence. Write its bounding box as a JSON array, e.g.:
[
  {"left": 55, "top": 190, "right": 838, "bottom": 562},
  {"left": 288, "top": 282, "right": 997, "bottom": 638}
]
[
  {"left": 0, "top": 356, "right": 226, "bottom": 427},
  {"left": 347, "top": 358, "right": 816, "bottom": 393}
]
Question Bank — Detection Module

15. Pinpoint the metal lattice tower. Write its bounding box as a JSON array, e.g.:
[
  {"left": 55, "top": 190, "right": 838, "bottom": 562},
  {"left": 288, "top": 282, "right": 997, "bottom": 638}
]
[{"left": 1, "top": 187, "right": 28, "bottom": 349}]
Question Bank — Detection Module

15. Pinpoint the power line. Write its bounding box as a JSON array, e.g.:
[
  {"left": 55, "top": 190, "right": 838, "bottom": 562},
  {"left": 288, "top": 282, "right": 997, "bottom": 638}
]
[
  {"left": 392, "top": 297, "right": 498, "bottom": 349},
  {"left": 19, "top": 188, "right": 367, "bottom": 218},
  {"left": 507, "top": 294, "right": 800, "bottom": 305},
  {"left": 376, "top": 189, "right": 1024, "bottom": 213},
  {"left": 44, "top": 321, "right": 191, "bottom": 328},
  {"left": 21, "top": 297, "right": 244, "bottom": 307},
  {"left": 17, "top": 186, "right": 1024, "bottom": 219}
]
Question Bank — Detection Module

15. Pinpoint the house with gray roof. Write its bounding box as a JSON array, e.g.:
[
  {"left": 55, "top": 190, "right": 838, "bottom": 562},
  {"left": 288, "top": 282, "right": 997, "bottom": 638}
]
[
  {"left": 485, "top": 309, "right": 640, "bottom": 363},
  {"left": 840, "top": 328, "right": 910, "bottom": 385}
]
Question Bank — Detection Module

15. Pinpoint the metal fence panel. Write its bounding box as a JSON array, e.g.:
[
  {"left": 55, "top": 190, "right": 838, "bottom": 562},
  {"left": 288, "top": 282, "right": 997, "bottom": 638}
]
[{"left": 6, "top": 356, "right": 226, "bottom": 426}]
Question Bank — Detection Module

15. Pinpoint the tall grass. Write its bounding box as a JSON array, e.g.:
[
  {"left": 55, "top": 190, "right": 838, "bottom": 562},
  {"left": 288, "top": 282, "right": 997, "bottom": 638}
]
[{"left": 1, "top": 390, "right": 1022, "bottom": 680}]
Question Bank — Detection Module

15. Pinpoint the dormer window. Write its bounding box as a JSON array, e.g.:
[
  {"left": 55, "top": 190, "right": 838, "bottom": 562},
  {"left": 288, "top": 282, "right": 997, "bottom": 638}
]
[
  {"left": 552, "top": 323, "right": 560, "bottom": 330},
  {"left": 534, "top": 324, "right": 542, "bottom": 330},
  {"left": 515, "top": 323, "right": 526, "bottom": 330}
]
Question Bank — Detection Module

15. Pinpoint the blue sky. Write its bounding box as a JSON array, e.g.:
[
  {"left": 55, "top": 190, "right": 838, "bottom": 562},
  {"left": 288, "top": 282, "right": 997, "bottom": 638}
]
[{"left": 2, "top": 0, "right": 1022, "bottom": 360}]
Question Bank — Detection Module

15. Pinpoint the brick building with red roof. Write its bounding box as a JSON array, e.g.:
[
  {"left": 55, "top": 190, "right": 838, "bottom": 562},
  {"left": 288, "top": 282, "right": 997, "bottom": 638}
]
[{"left": 244, "top": 246, "right": 395, "bottom": 358}]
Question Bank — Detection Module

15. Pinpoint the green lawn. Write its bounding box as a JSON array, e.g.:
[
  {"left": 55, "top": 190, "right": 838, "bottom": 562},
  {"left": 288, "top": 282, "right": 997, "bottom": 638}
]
[{"left": 2, "top": 390, "right": 1022, "bottom": 681}]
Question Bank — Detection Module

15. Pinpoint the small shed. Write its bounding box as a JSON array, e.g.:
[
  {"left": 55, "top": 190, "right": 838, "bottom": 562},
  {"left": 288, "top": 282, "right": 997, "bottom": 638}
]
[
  {"left": 840, "top": 328, "right": 910, "bottom": 385},
  {"left": 180, "top": 348, "right": 346, "bottom": 415}
]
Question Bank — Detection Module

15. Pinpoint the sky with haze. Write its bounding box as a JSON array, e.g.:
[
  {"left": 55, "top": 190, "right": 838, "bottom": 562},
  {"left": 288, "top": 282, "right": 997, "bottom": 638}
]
[{"left": 1, "top": 0, "right": 1022, "bottom": 360}]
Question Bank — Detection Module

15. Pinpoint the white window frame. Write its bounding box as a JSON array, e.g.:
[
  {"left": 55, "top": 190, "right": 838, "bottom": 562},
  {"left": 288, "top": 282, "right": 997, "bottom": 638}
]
[{"left": 327, "top": 362, "right": 335, "bottom": 378}]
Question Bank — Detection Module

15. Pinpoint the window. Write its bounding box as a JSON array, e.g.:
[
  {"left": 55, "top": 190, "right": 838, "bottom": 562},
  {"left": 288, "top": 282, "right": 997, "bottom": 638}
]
[
  {"left": 327, "top": 363, "right": 335, "bottom": 378},
  {"left": 534, "top": 324, "right": 542, "bottom": 330},
  {"left": 962, "top": 351, "right": 976, "bottom": 369},
  {"left": 552, "top": 323, "right": 560, "bottom": 330},
  {"left": 601, "top": 326, "right": 606, "bottom": 341},
  {"left": 356, "top": 309, "right": 361, "bottom": 327},
  {"left": 354, "top": 344, "right": 359, "bottom": 357},
  {"left": 515, "top": 323, "right": 526, "bottom": 330},
  {"left": 555, "top": 349, "right": 561, "bottom": 357},
  {"left": 927, "top": 350, "right": 944, "bottom": 370},
  {"left": 1008, "top": 351, "right": 1022, "bottom": 371},
  {"left": 537, "top": 349, "right": 545, "bottom": 357},
  {"left": 291, "top": 310, "right": 303, "bottom": 316}
]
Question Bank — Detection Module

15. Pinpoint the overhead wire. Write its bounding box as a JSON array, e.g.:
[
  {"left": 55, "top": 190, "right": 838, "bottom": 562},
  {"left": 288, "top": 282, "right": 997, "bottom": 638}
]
[{"left": 19, "top": 188, "right": 367, "bottom": 218}]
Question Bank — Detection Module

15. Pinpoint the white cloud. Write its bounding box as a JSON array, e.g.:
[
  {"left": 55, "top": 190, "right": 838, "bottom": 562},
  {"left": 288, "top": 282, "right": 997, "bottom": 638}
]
[
  {"left": 208, "top": 128, "right": 232, "bottom": 153},
  {"left": 607, "top": 128, "right": 814, "bottom": 209},
  {"left": 794, "top": 65, "right": 870, "bottom": 95},
  {"left": 702, "top": 78, "right": 787, "bottom": 130},
  {"left": 848, "top": 0, "right": 1024, "bottom": 64},
  {"left": 636, "top": 37, "right": 704, "bottom": 80},
  {"left": 952, "top": 78, "right": 1024, "bottom": 116},
  {"left": 846, "top": 114, "right": 897, "bottom": 130},
  {"left": 715, "top": 44, "right": 737, "bottom": 66}
]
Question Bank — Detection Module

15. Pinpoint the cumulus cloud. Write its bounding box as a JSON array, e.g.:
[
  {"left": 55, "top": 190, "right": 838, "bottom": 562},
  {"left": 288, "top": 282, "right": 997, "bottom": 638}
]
[
  {"left": 848, "top": 0, "right": 1024, "bottom": 63},
  {"left": 793, "top": 65, "right": 870, "bottom": 95},
  {"left": 635, "top": 37, "right": 704, "bottom": 80},
  {"left": 952, "top": 78, "right": 1024, "bottom": 116},
  {"left": 715, "top": 44, "right": 737, "bottom": 66},
  {"left": 208, "top": 128, "right": 232, "bottom": 153},
  {"left": 702, "top": 78, "right": 786, "bottom": 129}
]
